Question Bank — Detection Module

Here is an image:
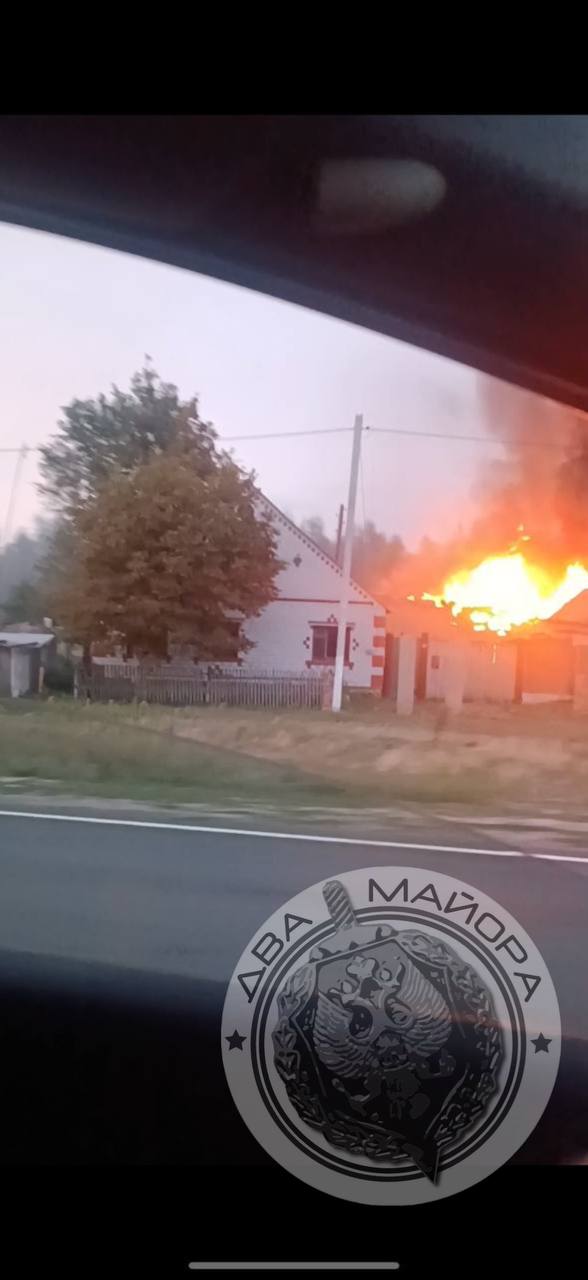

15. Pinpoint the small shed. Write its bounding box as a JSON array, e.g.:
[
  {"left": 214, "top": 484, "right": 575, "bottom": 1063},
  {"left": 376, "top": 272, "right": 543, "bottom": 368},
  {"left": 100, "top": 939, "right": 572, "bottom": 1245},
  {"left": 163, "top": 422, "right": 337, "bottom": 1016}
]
[{"left": 0, "top": 631, "right": 55, "bottom": 698}]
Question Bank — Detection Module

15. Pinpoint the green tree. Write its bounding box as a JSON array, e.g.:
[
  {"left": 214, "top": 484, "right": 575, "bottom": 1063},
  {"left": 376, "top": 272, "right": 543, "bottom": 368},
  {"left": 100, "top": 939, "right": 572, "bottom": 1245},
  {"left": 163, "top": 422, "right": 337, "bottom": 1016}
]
[
  {"left": 351, "top": 521, "right": 405, "bottom": 595},
  {"left": 39, "top": 360, "right": 217, "bottom": 513},
  {"left": 47, "top": 452, "right": 281, "bottom": 658},
  {"left": 0, "top": 523, "right": 52, "bottom": 599},
  {"left": 0, "top": 578, "right": 47, "bottom": 627},
  {"left": 300, "top": 516, "right": 335, "bottom": 557},
  {"left": 300, "top": 514, "right": 405, "bottom": 596}
]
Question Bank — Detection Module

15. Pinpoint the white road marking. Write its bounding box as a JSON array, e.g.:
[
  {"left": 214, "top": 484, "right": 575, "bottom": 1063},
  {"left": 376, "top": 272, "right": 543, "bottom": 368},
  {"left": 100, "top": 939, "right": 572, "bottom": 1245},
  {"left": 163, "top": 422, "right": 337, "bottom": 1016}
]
[
  {"left": 533, "top": 852, "right": 588, "bottom": 864},
  {"left": 1, "top": 808, "right": 586, "bottom": 862},
  {"left": 0, "top": 807, "right": 523, "bottom": 856}
]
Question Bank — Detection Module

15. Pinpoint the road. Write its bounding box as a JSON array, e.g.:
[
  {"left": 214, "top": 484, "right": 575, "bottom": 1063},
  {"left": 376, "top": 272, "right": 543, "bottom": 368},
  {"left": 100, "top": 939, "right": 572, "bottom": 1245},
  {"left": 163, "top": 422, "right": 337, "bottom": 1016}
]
[{"left": 0, "top": 803, "right": 586, "bottom": 1044}]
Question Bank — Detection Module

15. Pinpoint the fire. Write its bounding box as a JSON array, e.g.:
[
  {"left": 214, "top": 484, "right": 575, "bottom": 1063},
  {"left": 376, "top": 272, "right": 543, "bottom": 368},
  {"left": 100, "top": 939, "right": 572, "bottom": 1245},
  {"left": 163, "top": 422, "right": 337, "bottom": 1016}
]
[{"left": 423, "top": 554, "right": 588, "bottom": 634}]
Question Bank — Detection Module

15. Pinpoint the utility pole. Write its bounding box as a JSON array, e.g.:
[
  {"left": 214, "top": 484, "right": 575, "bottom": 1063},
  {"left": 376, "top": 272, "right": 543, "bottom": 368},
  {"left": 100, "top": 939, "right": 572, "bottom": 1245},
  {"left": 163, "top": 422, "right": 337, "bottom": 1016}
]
[
  {"left": 332, "top": 415, "right": 362, "bottom": 712},
  {"left": 1, "top": 445, "right": 27, "bottom": 551},
  {"left": 334, "top": 503, "right": 345, "bottom": 565},
  {"left": 0, "top": 445, "right": 28, "bottom": 603}
]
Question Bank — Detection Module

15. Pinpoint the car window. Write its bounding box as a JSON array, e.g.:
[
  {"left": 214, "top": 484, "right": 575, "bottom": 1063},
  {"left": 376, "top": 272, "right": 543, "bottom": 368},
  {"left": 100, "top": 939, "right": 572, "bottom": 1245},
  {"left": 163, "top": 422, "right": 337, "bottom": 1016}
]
[{"left": 0, "top": 215, "right": 584, "bottom": 1276}]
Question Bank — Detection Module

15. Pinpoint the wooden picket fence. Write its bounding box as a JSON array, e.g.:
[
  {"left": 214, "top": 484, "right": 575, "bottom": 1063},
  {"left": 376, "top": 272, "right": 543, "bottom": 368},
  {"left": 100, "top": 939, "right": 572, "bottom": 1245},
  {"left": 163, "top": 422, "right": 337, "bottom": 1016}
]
[{"left": 76, "top": 665, "right": 331, "bottom": 710}]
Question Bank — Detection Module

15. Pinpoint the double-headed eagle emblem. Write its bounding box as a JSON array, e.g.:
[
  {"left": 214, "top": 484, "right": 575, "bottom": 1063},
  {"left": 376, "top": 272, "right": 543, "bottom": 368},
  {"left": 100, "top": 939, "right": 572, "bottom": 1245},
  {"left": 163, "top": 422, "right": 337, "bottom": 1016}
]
[{"left": 272, "top": 880, "right": 502, "bottom": 1182}]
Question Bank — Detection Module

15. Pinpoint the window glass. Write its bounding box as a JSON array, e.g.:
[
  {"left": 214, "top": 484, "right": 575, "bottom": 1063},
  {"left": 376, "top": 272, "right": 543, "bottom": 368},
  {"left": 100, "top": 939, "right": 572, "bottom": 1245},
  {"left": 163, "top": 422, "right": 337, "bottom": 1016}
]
[{"left": 310, "top": 624, "right": 351, "bottom": 663}]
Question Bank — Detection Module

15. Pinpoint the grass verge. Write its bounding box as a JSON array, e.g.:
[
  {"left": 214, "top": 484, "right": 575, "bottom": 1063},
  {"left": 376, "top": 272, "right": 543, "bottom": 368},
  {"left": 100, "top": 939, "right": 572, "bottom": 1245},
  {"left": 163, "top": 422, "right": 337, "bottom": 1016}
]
[
  {"left": 0, "top": 696, "right": 550, "bottom": 810},
  {"left": 0, "top": 698, "right": 350, "bottom": 808}
]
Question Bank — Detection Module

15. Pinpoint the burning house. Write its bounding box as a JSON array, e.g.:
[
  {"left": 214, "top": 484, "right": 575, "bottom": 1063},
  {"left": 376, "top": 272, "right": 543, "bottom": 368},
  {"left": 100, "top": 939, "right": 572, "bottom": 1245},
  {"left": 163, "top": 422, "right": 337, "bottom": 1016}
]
[
  {"left": 383, "top": 598, "right": 520, "bottom": 711},
  {"left": 384, "top": 551, "right": 588, "bottom": 712},
  {"left": 381, "top": 379, "right": 588, "bottom": 712},
  {"left": 517, "top": 589, "right": 588, "bottom": 710}
]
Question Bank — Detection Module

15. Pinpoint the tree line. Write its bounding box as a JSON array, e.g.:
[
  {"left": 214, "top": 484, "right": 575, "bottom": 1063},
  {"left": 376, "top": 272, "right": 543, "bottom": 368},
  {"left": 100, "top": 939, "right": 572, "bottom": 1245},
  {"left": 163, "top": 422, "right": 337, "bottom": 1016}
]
[{"left": 299, "top": 516, "right": 405, "bottom": 598}]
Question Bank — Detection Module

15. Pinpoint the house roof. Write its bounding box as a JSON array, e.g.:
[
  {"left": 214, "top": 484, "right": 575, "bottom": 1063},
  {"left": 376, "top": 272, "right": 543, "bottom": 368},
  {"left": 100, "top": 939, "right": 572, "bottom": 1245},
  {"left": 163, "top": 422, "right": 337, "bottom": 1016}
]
[
  {"left": 0, "top": 622, "right": 52, "bottom": 634},
  {"left": 547, "top": 589, "right": 588, "bottom": 629},
  {"left": 259, "top": 495, "right": 386, "bottom": 611},
  {"left": 0, "top": 631, "right": 54, "bottom": 649},
  {"left": 386, "top": 596, "right": 460, "bottom": 638}
]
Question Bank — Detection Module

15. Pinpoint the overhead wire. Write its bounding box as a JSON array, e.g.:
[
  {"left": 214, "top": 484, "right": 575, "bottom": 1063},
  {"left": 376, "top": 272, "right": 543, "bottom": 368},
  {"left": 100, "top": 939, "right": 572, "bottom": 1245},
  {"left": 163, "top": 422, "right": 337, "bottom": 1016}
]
[
  {"left": 367, "top": 425, "right": 571, "bottom": 450},
  {"left": 1, "top": 420, "right": 576, "bottom": 565},
  {"left": 0, "top": 427, "right": 353, "bottom": 455},
  {"left": 220, "top": 427, "right": 353, "bottom": 443},
  {"left": 2, "top": 421, "right": 583, "bottom": 451}
]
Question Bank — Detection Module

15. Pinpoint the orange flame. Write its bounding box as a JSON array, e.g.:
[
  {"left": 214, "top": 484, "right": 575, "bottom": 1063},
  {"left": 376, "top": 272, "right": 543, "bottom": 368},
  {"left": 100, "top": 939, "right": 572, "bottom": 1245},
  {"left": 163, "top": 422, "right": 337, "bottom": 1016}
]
[{"left": 423, "top": 554, "right": 588, "bottom": 635}]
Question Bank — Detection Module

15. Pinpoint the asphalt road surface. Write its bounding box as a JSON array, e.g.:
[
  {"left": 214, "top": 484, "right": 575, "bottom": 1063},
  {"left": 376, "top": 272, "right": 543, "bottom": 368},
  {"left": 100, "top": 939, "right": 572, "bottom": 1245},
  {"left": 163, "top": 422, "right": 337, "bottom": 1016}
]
[
  {"left": 0, "top": 805, "right": 582, "bottom": 1273},
  {"left": 0, "top": 797, "right": 587, "bottom": 1271},
  {"left": 0, "top": 804, "right": 586, "bottom": 1044}
]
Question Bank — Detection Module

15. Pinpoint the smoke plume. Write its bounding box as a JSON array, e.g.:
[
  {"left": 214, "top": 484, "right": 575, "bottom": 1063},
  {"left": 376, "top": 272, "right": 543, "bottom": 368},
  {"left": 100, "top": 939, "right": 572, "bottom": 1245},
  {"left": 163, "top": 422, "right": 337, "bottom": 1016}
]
[
  {"left": 465, "top": 377, "right": 585, "bottom": 569},
  {"left": 375, "top": 375, "right": 588, "bottom": 607}
]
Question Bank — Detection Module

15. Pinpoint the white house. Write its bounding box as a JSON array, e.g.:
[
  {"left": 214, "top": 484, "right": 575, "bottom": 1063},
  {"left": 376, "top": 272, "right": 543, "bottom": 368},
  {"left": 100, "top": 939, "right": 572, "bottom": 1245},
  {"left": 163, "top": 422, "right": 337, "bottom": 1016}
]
[
  {"left": 238, "top": 498, "right": 387, "bottom": 691},
  {"left": 91, "top": 496, "right": 387, "bottom": 691}
]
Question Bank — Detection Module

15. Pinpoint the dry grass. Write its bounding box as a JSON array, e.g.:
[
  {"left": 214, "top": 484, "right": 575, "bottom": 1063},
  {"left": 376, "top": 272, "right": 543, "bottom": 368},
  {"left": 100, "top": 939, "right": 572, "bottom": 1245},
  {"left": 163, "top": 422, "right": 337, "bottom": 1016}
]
[
  {"left": 2, "top": 696, "right": 587, "bottom": 810},
  {"left": 0, "top": 698, "right": 346, "bottom": 807},
  {"left": 126, "top": 697, "right": 588, "bottom": 807}
]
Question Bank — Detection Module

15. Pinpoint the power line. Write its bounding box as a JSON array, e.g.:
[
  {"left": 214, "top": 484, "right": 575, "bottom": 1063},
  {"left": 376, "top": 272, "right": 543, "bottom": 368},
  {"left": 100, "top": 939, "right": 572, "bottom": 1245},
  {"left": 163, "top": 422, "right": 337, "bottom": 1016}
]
[
  {"left": 0, "top": 422, "right": 580, "bottom": 453},
  {"left": 368, "top": 426, "right": 569, "bottom": 449},
  {"left": 221, "top": 428, "right": 353, "bottom": 442},
  {"left": 0, "top": 427, "right": 353, "bottom": 452}
]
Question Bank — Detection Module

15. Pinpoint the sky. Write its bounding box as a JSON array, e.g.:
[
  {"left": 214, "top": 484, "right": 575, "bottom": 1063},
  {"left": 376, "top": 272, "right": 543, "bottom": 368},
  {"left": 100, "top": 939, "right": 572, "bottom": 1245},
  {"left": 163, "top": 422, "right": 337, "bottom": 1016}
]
[{"left": 0, "top": 220, "right": 497, "bottom": 551}]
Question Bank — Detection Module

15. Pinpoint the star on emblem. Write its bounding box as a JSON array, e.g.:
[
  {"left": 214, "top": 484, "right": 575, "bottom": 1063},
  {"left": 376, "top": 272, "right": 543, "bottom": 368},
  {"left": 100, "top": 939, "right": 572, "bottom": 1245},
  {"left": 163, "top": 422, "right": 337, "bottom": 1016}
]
[
  {"left": 531, "top": 1033, "right": 552, "bottom": 1054},
  {"left": 226, "top": 1029, "right": 246, "bottom": 1051}
]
